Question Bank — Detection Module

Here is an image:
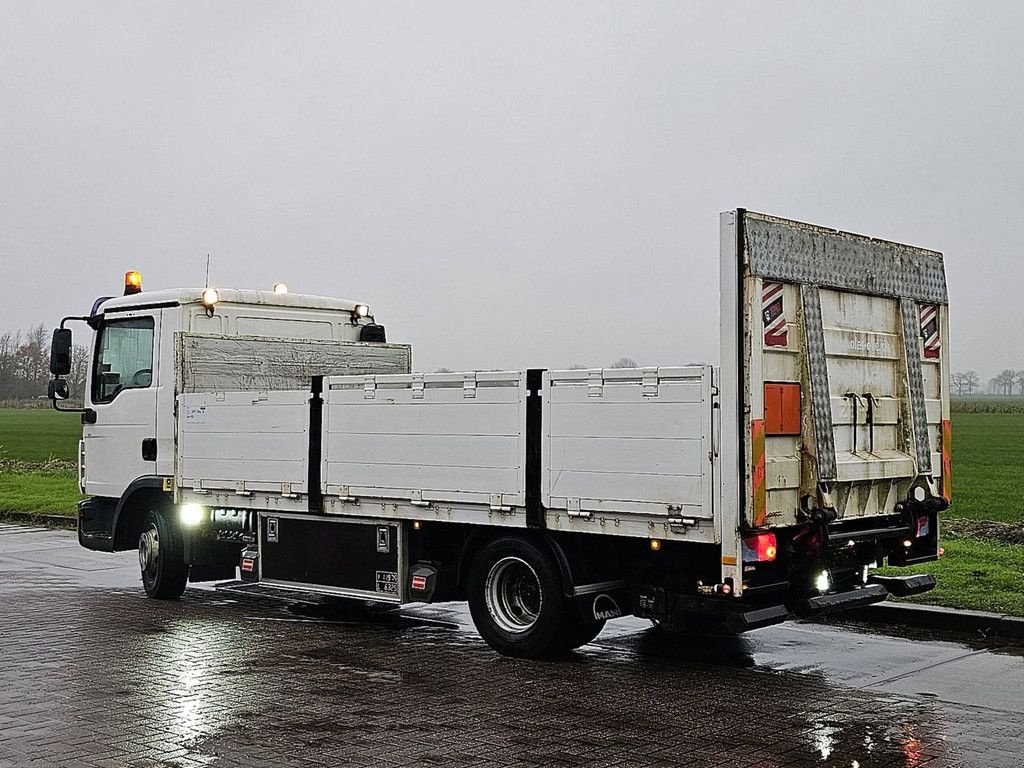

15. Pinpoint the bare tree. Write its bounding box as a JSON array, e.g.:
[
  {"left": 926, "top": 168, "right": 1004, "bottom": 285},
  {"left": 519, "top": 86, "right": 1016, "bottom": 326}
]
[
  {"left": 951, "top": 371, "right": 966, "bottom": 395},
  {"left": 965, "top": 370, "right": 980, "bottom": 394},
  {"left": 0, "top": 330, "right": 20, "bottom": 398},
  {"left": 0, "top": 327, "right": 88, "bottom": 402},
  {"left": 608, "top": 357, "right": 639, "bottom": 369},
  {"left": 68, "top": 343, "right": 89, "bottom": 401},
  {"left": 993, "top": 369, "right": 1016, "bottom": 395},
  {"left": 0, "top": 325, "right": 52, "bottom": 400}
]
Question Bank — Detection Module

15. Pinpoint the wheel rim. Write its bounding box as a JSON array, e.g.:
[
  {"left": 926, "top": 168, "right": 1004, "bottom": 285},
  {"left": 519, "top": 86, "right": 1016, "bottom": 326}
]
[
  {"left": 485, "top": 556, "right": 542, "bottom": 633},
  {"left": 139, "top": 524, "right": 160, "bottom": 580}
]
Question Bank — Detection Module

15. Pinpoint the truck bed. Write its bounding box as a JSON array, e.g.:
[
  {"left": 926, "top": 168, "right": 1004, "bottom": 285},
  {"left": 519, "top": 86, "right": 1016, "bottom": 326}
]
[{"left": 175, "top": 366, "right": 718, "bottom": 543}]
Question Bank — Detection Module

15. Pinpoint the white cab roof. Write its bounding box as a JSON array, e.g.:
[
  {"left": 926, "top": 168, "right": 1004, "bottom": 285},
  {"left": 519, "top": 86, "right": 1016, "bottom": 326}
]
[{"left": 98, "top": 288, "right": 366, "bottom": 314}]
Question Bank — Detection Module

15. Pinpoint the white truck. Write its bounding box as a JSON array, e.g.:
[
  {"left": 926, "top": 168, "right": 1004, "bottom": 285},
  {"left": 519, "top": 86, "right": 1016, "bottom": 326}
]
[{"left": 49, "top": 210, "right": 951, "bottom": 657}]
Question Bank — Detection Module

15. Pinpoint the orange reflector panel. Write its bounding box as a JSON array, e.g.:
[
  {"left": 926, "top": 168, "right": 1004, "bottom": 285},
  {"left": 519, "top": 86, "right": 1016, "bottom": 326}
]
[
  {"left": 941, "top": 419, "right": 952, "bottom": 502},
  {"left": 751, "top": 419, "right": 767, "bottom": 527},
  {"left": 764, "top": 382, "right": 801, "bottom": 436}
]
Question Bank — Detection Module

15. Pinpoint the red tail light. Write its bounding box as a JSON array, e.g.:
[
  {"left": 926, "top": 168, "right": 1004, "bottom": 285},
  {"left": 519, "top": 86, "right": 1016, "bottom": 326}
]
[{"left": 742, "top": 532, "right": 778, "bottom": 563}]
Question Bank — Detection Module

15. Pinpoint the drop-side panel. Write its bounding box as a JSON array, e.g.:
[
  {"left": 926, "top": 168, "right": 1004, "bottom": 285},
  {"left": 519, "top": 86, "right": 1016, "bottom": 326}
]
[
  {"left": 542, "top": 366, "right": 714, "bottom": 526},
  {"left": 321, "top": 372, "right": 528, "bottom": 510},
  {"left": 176, "top": 390, "right": 310, "bottom": 496}
]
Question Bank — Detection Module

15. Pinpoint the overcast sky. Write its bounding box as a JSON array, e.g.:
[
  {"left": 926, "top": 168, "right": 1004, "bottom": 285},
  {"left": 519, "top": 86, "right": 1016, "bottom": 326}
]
[{"left": 1, "top": 2, "right": 1019, "bottom": 380}]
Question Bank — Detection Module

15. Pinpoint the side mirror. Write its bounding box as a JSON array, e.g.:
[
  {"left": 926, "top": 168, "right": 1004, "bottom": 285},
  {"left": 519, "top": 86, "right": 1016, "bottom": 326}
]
[
  {"left": 48, "top": 378, "right": 70, "bottom": 401},
  {"left": 50, "top": 328, "right": 73, "bottom": 376}
]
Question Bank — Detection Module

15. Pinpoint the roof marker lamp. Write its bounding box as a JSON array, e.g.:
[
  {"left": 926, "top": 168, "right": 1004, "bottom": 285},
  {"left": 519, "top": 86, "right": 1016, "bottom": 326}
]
[
  {"left": 273, "top": 283, "right": 288, "bottom": 295},
  {"left": 180, "top": 503, "right": 205, "bottom": 527},
  {"left": 201, "top": 288, "right": 219, "bottom": 317},
  {"left": 124, "top": 271, "right": 143, "bottom": 296},
  {"left": 351, "top": 304, "right": 370, "bottom": 324}
]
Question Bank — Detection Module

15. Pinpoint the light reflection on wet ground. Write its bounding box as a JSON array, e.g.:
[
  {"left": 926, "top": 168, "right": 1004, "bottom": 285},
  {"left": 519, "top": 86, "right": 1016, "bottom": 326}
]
[{"left": 1, "top": 524, "right": 1022, "bottom": 767}]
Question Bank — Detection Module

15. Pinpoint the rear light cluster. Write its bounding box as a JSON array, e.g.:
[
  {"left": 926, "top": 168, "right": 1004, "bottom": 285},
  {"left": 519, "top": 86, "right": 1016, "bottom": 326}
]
[{"left": 742, "top": 532, "right": 778, "bottom": 563}]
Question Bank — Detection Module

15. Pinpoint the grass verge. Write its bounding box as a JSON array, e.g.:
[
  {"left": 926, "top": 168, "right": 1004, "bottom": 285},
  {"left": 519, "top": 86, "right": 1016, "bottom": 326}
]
[
  {"left": 879, "top": 534, "right": 1024, "bottom": 616},
  {"left": 0, "top": 469, "right": 82, "bottom": 515}
]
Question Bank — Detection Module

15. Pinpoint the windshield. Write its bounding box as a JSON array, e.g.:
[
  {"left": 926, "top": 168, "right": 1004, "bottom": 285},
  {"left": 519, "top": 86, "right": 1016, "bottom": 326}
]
[{"left": 91, "top": 317, "right": 155, "bottom": 403}]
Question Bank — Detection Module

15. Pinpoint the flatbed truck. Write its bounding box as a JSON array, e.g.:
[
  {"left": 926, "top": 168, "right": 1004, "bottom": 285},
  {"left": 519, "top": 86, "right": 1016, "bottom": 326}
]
[{"left": 48, "top": 210, "right": 950, "bottom": 657}]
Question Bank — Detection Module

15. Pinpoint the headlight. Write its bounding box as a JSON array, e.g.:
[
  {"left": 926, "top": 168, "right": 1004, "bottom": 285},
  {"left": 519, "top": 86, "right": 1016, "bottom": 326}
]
[{"left": 180, "top": 503, "right": 205, "bottom": 527}]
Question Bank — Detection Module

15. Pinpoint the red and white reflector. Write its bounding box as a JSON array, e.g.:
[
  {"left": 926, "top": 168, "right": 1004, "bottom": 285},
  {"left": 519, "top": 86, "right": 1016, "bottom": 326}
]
[
  {"left": 762, "top": 282, "right": 788, "bottom": 347},
  {"left": 410, "top": 575, "right": 428, "bottom": 591},
  {"left": 241, "top": 558, "right": 255, "bottom": 573},
  {"left": 920, "top": 304, "right": 940, "bottom": 359}
]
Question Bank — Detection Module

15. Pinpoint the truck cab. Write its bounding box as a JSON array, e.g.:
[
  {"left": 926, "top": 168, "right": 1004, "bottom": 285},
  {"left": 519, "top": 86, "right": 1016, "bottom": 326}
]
[{"left": 52, "top": 277, "right": 405, "bottom": 556}]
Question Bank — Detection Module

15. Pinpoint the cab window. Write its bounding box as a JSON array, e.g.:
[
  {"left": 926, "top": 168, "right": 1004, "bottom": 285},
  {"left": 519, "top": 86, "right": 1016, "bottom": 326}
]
[{"left": 91, "top": 317, "right": 155, "bottom": 403}]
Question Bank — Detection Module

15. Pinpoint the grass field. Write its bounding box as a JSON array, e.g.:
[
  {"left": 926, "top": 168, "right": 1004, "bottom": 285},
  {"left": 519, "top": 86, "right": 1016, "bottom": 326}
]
[
  {"left": 0, "top": 408, "right": 83, "bottom": 463},
  {"left": 0, "top": 408, "right": 83, "bottom": 515},
  {"left": 1, "top": 407, "right": 1022, "bottom": 615},
  {"left": 946, "top": 412, "right": 1024, "bottom": 523}
]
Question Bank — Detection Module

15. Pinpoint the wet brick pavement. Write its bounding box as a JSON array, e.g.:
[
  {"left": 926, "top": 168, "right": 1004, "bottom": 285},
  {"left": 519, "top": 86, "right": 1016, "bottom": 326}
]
[{"left": 1, "top": 524, "right": 1022, "bottom": 767}]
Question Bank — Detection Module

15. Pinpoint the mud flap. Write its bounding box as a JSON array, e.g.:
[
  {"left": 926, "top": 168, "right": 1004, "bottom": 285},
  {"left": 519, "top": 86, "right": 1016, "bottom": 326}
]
[
  {"left": 793, "top": 583, "right": 888, "bottom": 618},
  {"left": 868, "top": 573, "right": 936, "bottom": 597},
  {"left": 725, "top": 605, "right": 791, "bottom": 633}
]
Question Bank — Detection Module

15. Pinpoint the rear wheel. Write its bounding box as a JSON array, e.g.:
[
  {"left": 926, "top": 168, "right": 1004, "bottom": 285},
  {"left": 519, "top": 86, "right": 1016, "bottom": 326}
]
[
  {"left": 138, "top": 507, "right": 188, "bottom": 599},
  {"left": 468, "top": 537, "right": 569, "bottom": 658}
]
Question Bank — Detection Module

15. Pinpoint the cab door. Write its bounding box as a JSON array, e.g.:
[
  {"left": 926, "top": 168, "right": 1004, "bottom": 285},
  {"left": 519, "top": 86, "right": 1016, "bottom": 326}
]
[{"left": 82, "top": 312, "right": 160, "bottom": 500}]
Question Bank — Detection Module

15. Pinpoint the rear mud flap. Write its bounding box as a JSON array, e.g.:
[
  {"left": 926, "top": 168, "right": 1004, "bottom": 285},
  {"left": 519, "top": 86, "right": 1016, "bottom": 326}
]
[
  {"left": 792, "top": 583, "right": 888, "bottom": 618},
  {"left": 868, "top": 573, "right": 936, "bottom": 597},
  {"left": 725, "top": 605, "right": 791, "bottom": 633}
]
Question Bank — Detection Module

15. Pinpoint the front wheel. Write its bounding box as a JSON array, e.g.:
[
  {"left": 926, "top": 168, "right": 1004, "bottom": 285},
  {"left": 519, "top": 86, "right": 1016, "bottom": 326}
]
[
  {"left": 468, "top": 536, "right": 570, "bottom": 658},
  {"left": 138, "top": 507, "right": 188, "bottom": 599}
]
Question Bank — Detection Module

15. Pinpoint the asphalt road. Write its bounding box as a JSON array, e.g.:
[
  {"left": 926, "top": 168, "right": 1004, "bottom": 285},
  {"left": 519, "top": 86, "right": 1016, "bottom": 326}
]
[{"left": 1, "top": 523, "right": 1022, "bottom": 768}]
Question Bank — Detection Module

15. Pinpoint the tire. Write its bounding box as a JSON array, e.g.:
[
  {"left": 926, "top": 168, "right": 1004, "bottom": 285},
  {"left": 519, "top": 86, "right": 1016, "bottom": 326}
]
[
  {"left": 138, "top": 507, "right": 188, "bottom": 599},
  {"left": 467, "top": 536, "right": 570, "bottom": 658}
]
